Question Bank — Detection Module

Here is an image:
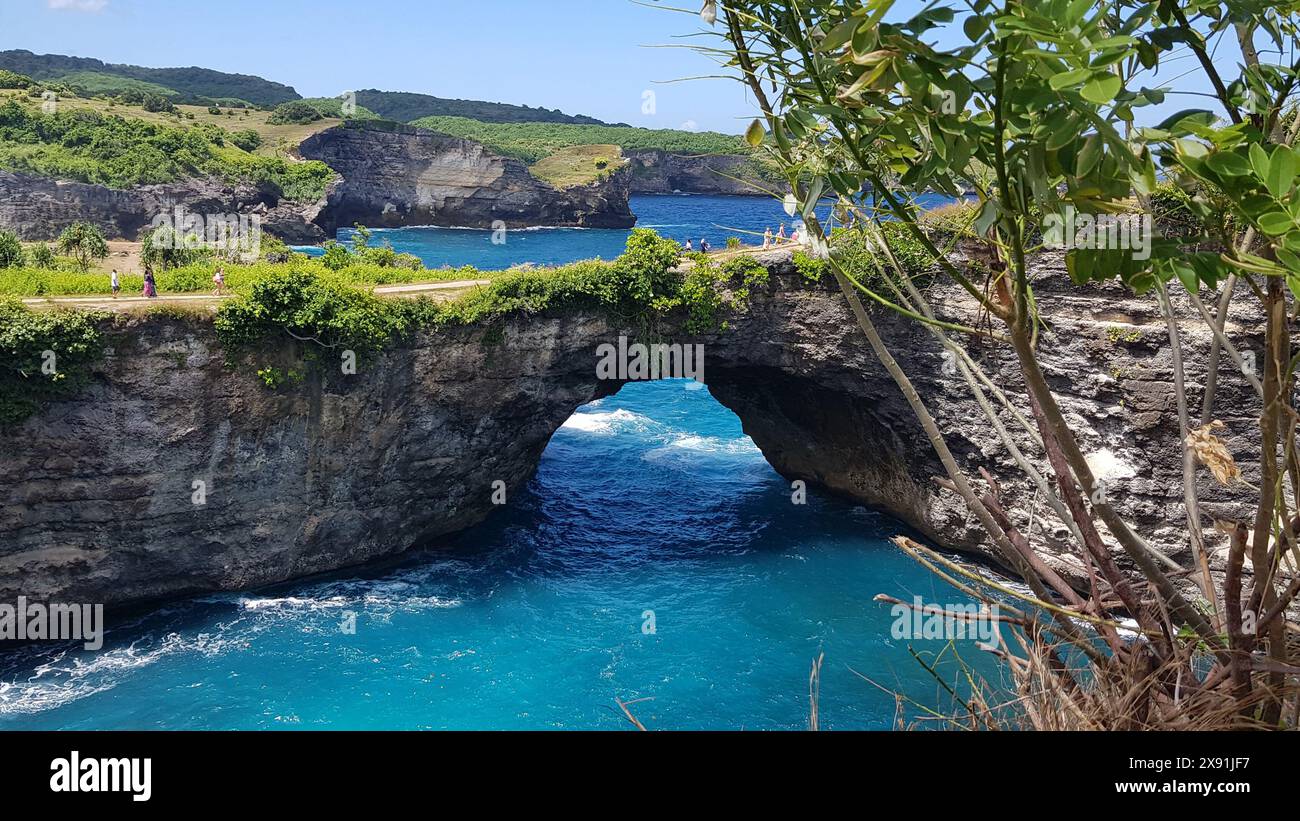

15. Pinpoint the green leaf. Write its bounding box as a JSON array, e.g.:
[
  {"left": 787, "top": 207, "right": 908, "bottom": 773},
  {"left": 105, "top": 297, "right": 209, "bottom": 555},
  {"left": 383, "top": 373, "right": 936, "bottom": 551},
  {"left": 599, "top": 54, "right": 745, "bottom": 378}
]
[
  {"left": 963, "top": 14, "right": 988, "bottom": 41},
  {"left": 973, "top": 199, "right": 999, "bottom": 236},
  {"left": 1276, "top": 247, "right": 1300, "bottom": 274},
  {"left": 820, "top": 18, "right": 859, "bottom": 52},
  {"left": 1267, "top": 145, "right": 1296, "bottom": 199},
  {"left": 1049, "top": 68, "right": 1093, "bottom": 90},
  {"left": 1257, "top": 211, "right": 1296, "bottom": 236},
  {"left": 1172, "top": 262, "right": 1199, "bottom": 293},
  {"left": 1077, "top": 134, "right": 1103, "bottom": 177},
  {"left": 744, "top": 119, "right": 765, "bottom": 148},
  {"left": 1081, "top": 74, "right": 1122, "bottom": 104},
  {"left": 1250, "top": 143, "right": 1271, "bottom": 180},
  {"left": 1206, "top": 151, "right": 1251, "bottom": 177}
]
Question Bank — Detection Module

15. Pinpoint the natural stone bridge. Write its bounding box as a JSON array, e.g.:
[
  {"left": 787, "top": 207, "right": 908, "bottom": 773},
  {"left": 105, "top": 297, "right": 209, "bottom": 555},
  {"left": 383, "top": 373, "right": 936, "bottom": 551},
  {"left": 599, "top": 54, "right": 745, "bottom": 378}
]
[{"left": 0, "top": 250, "right": 1258, "bottom": 608}]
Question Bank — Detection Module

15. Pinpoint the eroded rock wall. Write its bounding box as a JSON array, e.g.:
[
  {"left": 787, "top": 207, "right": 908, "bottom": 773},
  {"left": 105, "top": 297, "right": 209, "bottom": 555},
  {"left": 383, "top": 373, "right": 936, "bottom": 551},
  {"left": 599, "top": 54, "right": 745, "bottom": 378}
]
[
  {"left": 0, "top": 250, "right": 1260, "bottom": 605},
  {"left": 299, "top": 122, "right": 636, "bottom": 231}
]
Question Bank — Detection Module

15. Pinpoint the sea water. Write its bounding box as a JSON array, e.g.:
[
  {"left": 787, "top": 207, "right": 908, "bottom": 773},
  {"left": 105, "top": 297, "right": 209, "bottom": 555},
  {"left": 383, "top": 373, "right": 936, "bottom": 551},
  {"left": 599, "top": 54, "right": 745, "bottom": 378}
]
[{"left": 0, "top": 195, "right": 1006, "bottom": 729}]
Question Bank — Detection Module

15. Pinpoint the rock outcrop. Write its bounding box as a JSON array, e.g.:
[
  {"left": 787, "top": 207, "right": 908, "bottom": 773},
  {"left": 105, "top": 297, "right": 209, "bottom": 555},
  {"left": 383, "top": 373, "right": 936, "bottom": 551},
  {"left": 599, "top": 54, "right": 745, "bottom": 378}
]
[
  {"left": 0, "top": 250, "right": 1259, "bottom": 608},
  {"left": 0, "top": 170, "right": 332, "bottom": 244},
  {"left": 625, "top": 149, "right": 773, "bottom": 196},
  {"left": 299, "top": 122, "right": 636, "bottom": 231}
]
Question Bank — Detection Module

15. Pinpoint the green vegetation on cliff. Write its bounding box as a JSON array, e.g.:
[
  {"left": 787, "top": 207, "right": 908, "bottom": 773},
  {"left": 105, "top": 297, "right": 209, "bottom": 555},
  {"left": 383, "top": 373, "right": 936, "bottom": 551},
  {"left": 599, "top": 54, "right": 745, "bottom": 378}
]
[
  {"left": 0, "top": 99, "right": 333, "bottom": 199},
  {"left": 356, "top": 90, "right": 619, "bottom": 126},
  {"left": 0, "top": 298, "right": 104, "bottom": 426},
  {"left": 408, "top": 116, "right": 750, "bottom": 163},
  {"left": 0, "top": 50, "right": 299, "bottom": 107}
]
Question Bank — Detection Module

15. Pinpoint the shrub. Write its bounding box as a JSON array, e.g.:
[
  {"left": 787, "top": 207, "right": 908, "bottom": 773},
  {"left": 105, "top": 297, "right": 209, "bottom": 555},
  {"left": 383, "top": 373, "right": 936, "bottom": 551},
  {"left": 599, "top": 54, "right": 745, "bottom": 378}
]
[
  {"left": 320, "top": 242, "right": 352, "bottom": 271},
  {"left": 56, "top": 222, "right": 108, "bottom": 272},
  {"left": 230, "top": 129, "right": 262, "bottom": 152},
  {"left": 0, "top": 101, "right": 332, "bottom": 202},
  {"left": 0, "top": 230, "right": 25, "bottom": 268},
  {"left": 268, "top": 101, "right": 323, "bottom": 126},
  {"left": 0, "top": 298, "right": 104, "bottom": 427},
  {"left": 214, "top": 266, "right": 408, "bottom": 355},
  {"left": 29, "top": 243, "right": 55, "bottom": 269},
  {"left": 142, "top": 94, "right": 175, "bottom": 114},
  {"left": 792, "top": 250, "right": 827, "bottom": 283},
  {"left": 141, "top": 224, "right": 211, "bottom": 271},
  {"left": 0, "top": 70, "right": 33, "bottom": 90}
]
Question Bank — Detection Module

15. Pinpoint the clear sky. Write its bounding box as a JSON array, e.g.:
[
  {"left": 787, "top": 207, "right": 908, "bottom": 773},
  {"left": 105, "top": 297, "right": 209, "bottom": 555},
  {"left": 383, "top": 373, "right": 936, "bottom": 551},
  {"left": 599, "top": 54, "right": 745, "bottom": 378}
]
[
  {"left": 0, "top": 0, "right": 758, "bottom": 133},
  {"left": 0, "top": 0, "right": 1244, "bottom": 133}
]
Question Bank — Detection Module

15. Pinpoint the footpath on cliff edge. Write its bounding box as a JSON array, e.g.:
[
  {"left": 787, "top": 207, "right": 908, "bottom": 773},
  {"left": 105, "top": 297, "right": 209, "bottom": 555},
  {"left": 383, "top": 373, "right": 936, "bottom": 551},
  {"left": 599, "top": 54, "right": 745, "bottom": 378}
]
[{"left": 17, "top": 245, "right": 785, "bottom": 313}]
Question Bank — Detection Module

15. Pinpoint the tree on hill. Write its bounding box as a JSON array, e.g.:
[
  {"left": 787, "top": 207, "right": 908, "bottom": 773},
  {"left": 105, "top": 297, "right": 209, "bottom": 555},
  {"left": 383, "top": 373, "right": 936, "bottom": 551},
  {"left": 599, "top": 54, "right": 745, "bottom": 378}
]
[
  {"left": 355, "top": 89, "right": 626, "bottom": 126},
  {"left": 268, "top": 101, "right": 322, "bottom": 125},
  {"left": 0, "top": 69, "right": 32, "bottom": 90},
  {"left": 0, "top": 50, "right": 300, "bottom": 107},
  {"left": 56, "top": 222, "right": 108, "bottom": 272}
]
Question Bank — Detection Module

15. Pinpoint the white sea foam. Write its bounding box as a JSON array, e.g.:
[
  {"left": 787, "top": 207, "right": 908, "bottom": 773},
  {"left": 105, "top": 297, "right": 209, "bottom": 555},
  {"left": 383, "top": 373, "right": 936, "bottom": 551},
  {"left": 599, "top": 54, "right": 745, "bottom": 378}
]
[
  {"left": 0, "top": 579, "right": 463, "bottom": 716},
  {"left": 665, "top": 434, "right": 760, "bottom": 454},
  {"left": 560, "top": 409, "right": 652, "bottom": 435},
  {"left": 0, "top": 631, "right": 245, "bottom": 716}
]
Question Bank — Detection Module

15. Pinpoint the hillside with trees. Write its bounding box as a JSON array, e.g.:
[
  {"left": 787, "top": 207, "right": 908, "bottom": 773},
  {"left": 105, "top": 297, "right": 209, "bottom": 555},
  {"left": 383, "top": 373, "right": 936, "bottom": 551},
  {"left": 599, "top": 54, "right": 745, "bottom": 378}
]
[
  {"left": 355, "top": 90, "right": 624, "bottom": 126},
  {"left": 0, "top": 50, "right": 300, "bottom": 107}
]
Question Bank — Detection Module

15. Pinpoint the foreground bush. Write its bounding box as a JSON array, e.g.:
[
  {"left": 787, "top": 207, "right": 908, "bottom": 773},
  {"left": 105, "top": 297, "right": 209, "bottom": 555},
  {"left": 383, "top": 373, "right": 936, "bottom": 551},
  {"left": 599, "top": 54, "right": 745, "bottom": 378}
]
[{"left": 0, "top": 298, "right": 103, "bottom": 426}]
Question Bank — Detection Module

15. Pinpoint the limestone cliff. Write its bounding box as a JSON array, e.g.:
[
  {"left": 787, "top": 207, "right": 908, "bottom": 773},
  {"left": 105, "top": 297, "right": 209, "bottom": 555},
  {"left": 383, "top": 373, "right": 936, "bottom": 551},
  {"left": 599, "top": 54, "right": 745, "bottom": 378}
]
[
  {"left": 625, "top": 149, "right": 774, "bottom": 196},
  {"left": 0, "top": 250, "right": 1259, "bottom": 607},
  {"left": 299, "top": 122, "right": 636, "bottom": 231},
  {"left": 0, "top": 169, "right": 333, "bottom": 244}
]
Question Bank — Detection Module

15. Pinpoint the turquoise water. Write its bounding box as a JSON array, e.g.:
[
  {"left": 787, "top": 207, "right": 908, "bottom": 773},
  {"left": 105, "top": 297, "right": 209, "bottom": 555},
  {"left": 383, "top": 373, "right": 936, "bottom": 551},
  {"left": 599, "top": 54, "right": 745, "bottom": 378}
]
[
  {"left": 0, "top": 381, "right": 1003, "bottom": 729},
  {"left": 0, "top": 194, "right": 1005, "bottom": 729},
  {"left": 296, "top": 192, "right": 958, "bottom": 270}
]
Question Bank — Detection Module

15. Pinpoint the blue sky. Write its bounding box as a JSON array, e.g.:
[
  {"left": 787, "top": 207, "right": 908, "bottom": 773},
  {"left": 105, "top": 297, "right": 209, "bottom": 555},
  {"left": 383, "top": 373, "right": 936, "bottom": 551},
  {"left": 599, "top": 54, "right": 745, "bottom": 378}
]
[
  {"left": 0, "top": 0, "right": 758, "bottom": 133},
  {"left": 0, "top": 0, "right": 1246, "bottom": 133}
]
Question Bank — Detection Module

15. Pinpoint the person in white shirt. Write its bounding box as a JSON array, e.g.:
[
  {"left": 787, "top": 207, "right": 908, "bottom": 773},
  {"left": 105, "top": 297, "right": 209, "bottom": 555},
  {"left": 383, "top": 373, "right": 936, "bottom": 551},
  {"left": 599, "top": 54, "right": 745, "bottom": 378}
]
[{"left": 110, "top": 269, "right": 120, "bottom": 299}]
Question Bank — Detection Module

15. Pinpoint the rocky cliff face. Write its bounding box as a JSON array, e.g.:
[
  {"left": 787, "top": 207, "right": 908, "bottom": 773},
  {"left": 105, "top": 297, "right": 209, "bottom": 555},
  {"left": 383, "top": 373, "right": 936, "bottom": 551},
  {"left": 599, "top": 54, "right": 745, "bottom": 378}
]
[
  {"left": 299, "top": 122, "right": 636, "bottom": 231},
  {"left": 0, "top": 170, "right": 333, "bottom": 244},
  {"left": 625, "top": 149, "right": 773, "bottom": 196},
  {"left": 0, "top": 250, "right": 1257, "bottom": 607}
]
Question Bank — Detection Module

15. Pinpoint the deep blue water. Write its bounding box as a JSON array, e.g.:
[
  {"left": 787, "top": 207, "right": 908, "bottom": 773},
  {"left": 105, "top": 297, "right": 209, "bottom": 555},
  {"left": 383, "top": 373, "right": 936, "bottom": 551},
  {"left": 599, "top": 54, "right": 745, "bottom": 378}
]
[
  {"left": 0, "top": 194, "right": 1005, "bottom": 729},
  {"left": 0, "top": 381, "right": 1004, "bottom": 729},
  {"left": 296, "top": 192, "right": 958, "bottom": 270}
]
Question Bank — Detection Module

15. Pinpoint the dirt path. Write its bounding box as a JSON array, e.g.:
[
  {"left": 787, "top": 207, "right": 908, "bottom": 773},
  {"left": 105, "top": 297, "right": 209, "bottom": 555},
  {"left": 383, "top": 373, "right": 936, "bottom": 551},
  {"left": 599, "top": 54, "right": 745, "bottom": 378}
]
[
  {"left": 20, "top": 243, "right": 792, "bottom": 313},
  {"left": 21, "top": 278, "right": 493, "bottom": 313}
]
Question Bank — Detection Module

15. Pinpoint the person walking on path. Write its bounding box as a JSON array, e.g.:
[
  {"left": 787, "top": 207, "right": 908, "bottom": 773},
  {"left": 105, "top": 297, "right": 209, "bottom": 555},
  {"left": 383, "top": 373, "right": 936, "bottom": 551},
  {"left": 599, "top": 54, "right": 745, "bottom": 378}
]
[
  {"left": 110, "top": 269, "right": 120, "bottom": 299},
  {"left": 700, "top": 238, "right": 711, "bottom": 253},
  {"left": 684, "top": 239, "right": 693, "bottom": 252},
  {"left": 143, "top": 265, "right": 157, "bottom": 299},
  {"left": 213, "top": 266, "right": 226, "bottom": 296},
  {"left": 776, "top": 223, "right": 787, "bottom": 243},
  {"left": 763, "top": 227, "right": 772, "bottom": 249}
]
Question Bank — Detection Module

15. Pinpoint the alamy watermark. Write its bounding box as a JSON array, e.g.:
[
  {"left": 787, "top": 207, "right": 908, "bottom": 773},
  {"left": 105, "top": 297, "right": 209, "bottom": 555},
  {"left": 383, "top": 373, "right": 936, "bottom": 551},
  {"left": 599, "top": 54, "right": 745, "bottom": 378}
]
[
  {"left": 0, "top": 596, "right": 103, "bottom": 650},
  {"left": 148, "top": 206, "right": 263, "bottom": 262},
  {"left": 596, "top": 335, "right": 704, "bottom": 383},
  {"left": 888, "top": 596, "right": 1001, "bottom": 650},
  {"left": 1042, "top": 206, "right": 1152, "bottom": 261}
]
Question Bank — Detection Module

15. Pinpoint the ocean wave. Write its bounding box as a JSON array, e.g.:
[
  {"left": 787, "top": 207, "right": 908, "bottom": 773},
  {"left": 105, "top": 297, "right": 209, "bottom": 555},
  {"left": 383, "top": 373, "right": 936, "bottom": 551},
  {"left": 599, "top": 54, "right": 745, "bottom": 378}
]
[
  {"left": 0, "top": 631, "right": 246, "bottom": 716},
  {"left": 559, "top": 409, "right": 654, "bottom": 435},
  {"left": 665, "top": 434, "right": 760, "bottom": 455}
]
